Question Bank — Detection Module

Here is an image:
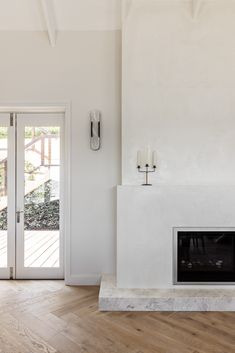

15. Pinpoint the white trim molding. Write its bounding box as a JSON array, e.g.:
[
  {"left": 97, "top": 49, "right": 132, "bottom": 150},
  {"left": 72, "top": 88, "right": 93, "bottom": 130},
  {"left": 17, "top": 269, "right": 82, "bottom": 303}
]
[
  {"left": 0, "top": 102, "right": 70, "bottom": 114},
  {"left": 65, "top": 274, "right": 101, "bottom": 286}
]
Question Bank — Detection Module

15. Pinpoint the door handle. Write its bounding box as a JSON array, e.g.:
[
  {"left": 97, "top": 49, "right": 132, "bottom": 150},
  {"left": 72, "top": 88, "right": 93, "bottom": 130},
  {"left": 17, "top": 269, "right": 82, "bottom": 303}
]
[{"left": 16, "top": 210, "right": 24, "bottom": 223}]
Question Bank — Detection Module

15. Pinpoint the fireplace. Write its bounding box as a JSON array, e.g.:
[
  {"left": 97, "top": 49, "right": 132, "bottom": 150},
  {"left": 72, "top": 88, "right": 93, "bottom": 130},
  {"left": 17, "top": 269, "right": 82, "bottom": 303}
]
[{"left": 174, "top": 228, "right": 235, "bottom": 284}]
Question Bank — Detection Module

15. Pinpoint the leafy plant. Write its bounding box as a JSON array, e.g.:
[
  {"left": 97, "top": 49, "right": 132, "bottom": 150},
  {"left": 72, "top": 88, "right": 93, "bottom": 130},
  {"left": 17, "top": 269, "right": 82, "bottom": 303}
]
[
  {"left": 25, "top": 127, "right": 60, "bottom": 138},
  {"left": 25, "top": 161, "right": 36, "bottom": 181},
  {"left": 0, "top": 127, "right": 7, "bottom": 139},
  {"left": 0, "top": 180, "right": 60, "bottom": 231}
]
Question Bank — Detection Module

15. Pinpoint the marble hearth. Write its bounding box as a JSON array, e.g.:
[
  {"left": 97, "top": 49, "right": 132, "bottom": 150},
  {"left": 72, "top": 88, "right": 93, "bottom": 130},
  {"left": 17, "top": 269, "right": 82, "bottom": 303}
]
[{"left": 99, "top": 275, "right": 235, "bottom": 311}]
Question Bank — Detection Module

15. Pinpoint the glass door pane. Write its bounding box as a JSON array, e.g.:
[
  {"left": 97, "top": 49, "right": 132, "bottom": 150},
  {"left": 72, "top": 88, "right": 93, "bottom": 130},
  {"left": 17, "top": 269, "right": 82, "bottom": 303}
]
[
  {"left": 0, "top": 127, "right": 8, "bottom": 268},
  {"left": 24, "top": 127, "right": 60, "bottom": 268}
]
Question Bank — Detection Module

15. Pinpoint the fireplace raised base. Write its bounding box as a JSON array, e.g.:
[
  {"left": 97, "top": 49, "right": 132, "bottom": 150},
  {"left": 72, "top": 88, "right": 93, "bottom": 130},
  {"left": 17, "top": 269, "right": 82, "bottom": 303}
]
[{"left": 99, "top": 275, "right": 235, "bottom": 311}]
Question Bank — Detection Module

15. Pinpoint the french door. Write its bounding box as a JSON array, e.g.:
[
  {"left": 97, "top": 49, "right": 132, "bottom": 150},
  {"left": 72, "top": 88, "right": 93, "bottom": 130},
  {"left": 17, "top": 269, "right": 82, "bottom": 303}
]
[{"left": 0, "top": 112, "right": 64, "bottom": 279}]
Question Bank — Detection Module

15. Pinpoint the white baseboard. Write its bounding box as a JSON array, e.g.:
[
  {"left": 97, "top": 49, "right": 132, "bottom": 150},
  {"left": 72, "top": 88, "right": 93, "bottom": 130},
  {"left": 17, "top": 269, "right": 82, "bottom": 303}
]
[{"left": 65, "top": 273, "right": 101, "bottom": 286}]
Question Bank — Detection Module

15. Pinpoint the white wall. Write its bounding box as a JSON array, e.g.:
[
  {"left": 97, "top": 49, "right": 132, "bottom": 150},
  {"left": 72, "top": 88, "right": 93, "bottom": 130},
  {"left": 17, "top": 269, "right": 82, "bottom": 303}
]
[
  {"left": 122, "top": 0, "right": 235, "bottom": 186},
  {"left": 0, "top": 31, "right": 121, "bottom": 284},
  {"left": 0, "top": 0, "right": 121, "bottom": 31}
]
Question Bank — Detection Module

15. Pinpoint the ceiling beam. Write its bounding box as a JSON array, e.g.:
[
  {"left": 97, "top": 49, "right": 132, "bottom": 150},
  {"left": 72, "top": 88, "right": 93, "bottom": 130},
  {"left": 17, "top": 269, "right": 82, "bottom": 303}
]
[
  {"left": 40, "top": 0, "right": 57, "bottom": 47},
  {"left": 122, "top": 0, "right": 133, "bottom": 23},
  {"left": 192, "top": 0, "right": 202, "bottom": 19}
]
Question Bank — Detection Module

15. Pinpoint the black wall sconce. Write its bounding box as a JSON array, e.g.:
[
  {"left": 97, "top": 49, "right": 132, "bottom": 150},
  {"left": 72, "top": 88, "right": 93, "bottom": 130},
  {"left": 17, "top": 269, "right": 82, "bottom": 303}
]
[{"left": 90, "top": 110, "right": 101, "bottom": 151}]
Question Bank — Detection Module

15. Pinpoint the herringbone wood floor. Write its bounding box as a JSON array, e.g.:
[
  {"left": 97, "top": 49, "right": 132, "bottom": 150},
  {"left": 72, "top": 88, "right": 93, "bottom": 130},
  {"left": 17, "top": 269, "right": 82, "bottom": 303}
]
[{"left": 0, "top": 281, "right": 234, "bottom": 353}]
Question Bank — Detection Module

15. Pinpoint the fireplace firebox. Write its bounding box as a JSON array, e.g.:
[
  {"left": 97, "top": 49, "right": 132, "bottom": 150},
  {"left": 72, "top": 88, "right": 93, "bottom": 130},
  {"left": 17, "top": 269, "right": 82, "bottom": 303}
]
[{"left": 174, "top": 228, "right": 235, "bottom": 284}]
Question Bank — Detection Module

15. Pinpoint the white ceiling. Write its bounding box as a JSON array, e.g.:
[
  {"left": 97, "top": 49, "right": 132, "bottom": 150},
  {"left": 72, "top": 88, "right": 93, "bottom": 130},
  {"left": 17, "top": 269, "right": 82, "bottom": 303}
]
[{"left": 0, "top": 0, "right": 122, "bottom": 31}]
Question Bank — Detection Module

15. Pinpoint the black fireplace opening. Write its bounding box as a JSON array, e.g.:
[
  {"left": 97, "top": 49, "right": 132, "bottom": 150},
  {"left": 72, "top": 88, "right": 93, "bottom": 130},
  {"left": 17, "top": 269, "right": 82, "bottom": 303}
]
[{"left": 176, "top": 230, "right": 235, "bottom": 283}]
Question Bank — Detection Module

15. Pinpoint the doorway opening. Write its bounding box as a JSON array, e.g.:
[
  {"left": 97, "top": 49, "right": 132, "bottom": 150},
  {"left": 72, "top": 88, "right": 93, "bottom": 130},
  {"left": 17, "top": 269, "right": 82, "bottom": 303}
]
[{"left": 0, "top": 110, "right": 66, "bottom": 279}]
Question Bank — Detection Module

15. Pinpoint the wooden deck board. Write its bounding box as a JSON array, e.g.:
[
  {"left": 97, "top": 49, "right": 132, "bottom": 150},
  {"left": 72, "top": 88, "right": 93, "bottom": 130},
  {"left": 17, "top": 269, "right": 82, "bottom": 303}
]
[
  {"left": 0, "top": 230, "right": 59, "bottom": 268},
  {"left": 0, "top": 230, "right": 7, "bottom": 267}
]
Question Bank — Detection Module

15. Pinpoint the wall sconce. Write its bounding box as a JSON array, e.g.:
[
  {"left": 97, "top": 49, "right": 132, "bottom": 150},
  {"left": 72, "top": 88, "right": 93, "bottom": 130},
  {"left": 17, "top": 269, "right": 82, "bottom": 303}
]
[{"left": 90, "top": 110, "right": 101, "bottom": 151}]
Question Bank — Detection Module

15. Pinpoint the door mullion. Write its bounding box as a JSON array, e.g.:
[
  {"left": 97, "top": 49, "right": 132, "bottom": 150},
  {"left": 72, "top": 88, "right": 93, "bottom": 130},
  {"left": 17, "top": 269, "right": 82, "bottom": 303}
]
[
  {"left": 15, "top": 116, "right": 26, "bottom": 279},
  {"left": 7, "top": 113, "right": 16, "bottom": 279}
]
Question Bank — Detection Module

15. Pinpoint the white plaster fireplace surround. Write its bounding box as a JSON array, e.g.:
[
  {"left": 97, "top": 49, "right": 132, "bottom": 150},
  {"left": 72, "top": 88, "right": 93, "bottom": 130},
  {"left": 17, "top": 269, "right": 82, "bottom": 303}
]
[
  {"left": 99, "top": 1, "right": 235, "bottom": 310},
  {"left": 117, "top": 185, "right": 235, "bottom": 289}
]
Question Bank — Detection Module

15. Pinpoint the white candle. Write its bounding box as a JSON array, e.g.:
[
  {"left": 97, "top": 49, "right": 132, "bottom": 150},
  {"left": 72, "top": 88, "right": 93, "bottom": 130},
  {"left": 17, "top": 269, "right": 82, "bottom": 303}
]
[
  {"left": 146, "top": 146, "right": 152, "bottom": 167},
  {"left": 152, "top": 151, "right": 157, "bottom": 167},
  {"left": 137, "top": 151, "right": 142, "bottom": 167}
]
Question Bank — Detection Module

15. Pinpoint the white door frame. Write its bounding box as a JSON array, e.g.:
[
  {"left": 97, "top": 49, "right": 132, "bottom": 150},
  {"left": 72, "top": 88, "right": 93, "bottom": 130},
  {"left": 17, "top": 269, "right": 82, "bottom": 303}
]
[
  {"left": 16, "top": 114, "right": 64, "bottom": 279},
  {"left": 0, "top": 103, "right": 71, "bottom": 281}
]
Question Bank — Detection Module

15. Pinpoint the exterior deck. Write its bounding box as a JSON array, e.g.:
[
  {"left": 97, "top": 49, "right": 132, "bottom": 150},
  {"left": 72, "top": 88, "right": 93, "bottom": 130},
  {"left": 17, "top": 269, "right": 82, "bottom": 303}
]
[{"left": 0, "top": 230, "right": 59, "bottom": 268}]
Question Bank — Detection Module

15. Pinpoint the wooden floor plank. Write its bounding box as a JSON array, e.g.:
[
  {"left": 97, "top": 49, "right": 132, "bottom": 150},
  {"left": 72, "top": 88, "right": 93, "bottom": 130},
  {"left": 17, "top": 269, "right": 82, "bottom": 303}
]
[{"left": 0, "top": 280, "right": 234, "bottom": 353}]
